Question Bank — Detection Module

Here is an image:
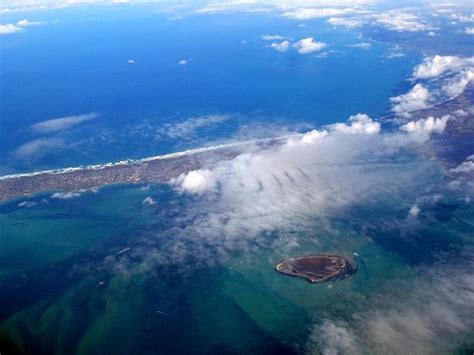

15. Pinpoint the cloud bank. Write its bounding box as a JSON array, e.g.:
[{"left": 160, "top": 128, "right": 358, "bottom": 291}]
[{"left": 168, "top": 114, "right": 443, "bottom": 256}]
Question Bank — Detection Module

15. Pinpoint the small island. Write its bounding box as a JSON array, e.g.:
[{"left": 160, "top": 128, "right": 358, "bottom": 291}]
[{"left": 275, "top": 254, "right": 356, "bottom": 283}]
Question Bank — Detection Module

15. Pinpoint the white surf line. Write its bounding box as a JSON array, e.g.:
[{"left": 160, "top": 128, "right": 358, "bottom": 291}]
[{"left": 0, "top": 134, "right": 296, "bottom": 181}]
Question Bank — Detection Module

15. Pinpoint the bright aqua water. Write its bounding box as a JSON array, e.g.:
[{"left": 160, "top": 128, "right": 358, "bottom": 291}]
[{"left": 0, "top": 171, "right": 472, "bottom": 354}]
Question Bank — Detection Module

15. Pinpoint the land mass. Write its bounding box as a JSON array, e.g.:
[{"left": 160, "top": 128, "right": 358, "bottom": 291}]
[
  {"left": 275, "top": 254, "right": 357, "bottom": 283},
  {"left": 0, "top": 138, "right": 283, "bottom": 203}
]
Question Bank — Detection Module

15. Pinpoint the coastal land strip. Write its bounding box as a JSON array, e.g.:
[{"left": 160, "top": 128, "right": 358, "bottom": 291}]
[{"left": 0, "top": 138, "right": 283, "bottom": 203}]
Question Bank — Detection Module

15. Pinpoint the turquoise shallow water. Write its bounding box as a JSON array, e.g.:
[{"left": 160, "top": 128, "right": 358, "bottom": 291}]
[{"left": 0, "top": 157, "right": 473, "bottom": 354}]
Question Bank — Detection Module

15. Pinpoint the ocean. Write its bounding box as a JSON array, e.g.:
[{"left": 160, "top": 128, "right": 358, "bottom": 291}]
[
  {"left": 1, "top": 4, "right": 473, "bottom": 354},
  {"left": 0, "top": 5, "right": 420, "bottom": 174}
]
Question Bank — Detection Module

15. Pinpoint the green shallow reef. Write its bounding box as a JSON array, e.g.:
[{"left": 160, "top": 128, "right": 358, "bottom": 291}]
[{"left": 0, "top": 180, "right": 473, "bottom": 354}]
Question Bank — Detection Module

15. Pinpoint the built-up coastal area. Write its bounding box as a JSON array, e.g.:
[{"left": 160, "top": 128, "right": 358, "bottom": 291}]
[{"left": 0, "top": 138, "right": 286, "bottom": 203}]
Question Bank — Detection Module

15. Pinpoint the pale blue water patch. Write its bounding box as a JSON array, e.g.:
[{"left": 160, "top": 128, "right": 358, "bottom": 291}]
[{"left": 0, "top": 5, "right": 421, "bottom": 174}]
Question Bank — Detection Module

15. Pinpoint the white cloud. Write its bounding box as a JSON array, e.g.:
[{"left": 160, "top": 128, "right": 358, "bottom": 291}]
[
  {"left": 261, "top": 34, "right": 285, "bottom": 41},
  {"left": 307, "top": 259, "right": 474, "bottom": 354},
  {"left": 307, "top": 320, "right": 357, "bottom": 354},
  {"left": 51, "top": 191, "right": 81, "bottom": 199},
  {"left": 328, "top": 113, "right": 381, "bottom": 134},
  {"left": 14, "top": 138, "right": 64, "bottom": 158},
  {"left": 385, "top": 45, "right": 405, "bottom": 59},
  {"left": 16, "top": 19, "right": 43, "bottom": 27},
  {"left": 350, "top": 42, "right": 371, "bottom": 49},
  {"left": 451, "top": 12, "right": 474, "bottom": 23},
  {"left": 178, "top": 59, "right": 187, "bottom": 65},
  {"left": 167, "top": 113, "right": 439, "bottom": 249},
  {"left": 327, "top": 17, "right": 362, "bottom": 28},
  {"left": 172, "top": 169, "right": 216, "bottom": 194},
  {"left": 451, "top": 155, "right": 474, "bottom": 173},
  {"left": 195, "top": 1, "right": 270, "bottom": 14},
  {"left": 465, "top": 27, "right": 474, "bottom": 34},
  {"left": 127, "top": 59, "right": 135, "bottom": 64},
  {"left": 0, "top": 18, "right": 44, "bottom": 34},
  {"left": 386, "top": 52, "right": 406, "bottom": 59},
  {"left": 408, "top": 204, "right": 420, "bottom": 217},
  {"left": 442, "top": 69, "right": 474, "bottom": 98},
  {"left": 156, "top": 114, "right": 231, "bottom": 140},
  {"left": 413, "top": 55, "right": 474, "bottom": 79},
  {"left": 31, "top": 112, "right": 99, "bottom": 133},
  {"left": 399, "top": 115, "right": 449, "bottom": 135},
  {"left": 0, "top": 23, "right": 23, "bottom": 34},
  {"left": 373, "top": 11, "right": 434, "bottom": 32},
  {"left": 390, "top": 84, "right": 432, "bottom": 118},
  {"left": 51, "top": 187, "right": 98, "bottom": 199},
  {"left": 283, "top": 7, "right": 354, "bottom": 20},
  {"left": 270, "top": 40, "right": 290, "bottom": 52},
  {"left": 142, "top": 196, "right": 157, "bottom": 205},
  {"left": 18, "top": 201, "right": 37, "bottom": 208},
  {"left": 288, "top": 129, "right": 328, "bottom": 145},
  {"left": 293, "top": 37, "right": 326, "bottom": 54}
]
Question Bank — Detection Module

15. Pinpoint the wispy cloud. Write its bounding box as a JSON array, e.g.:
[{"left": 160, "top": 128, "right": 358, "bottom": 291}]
[
  {"left": 327, "top": 17, "right": 363, "bottom": 28},
  {"left": 167, "top": 113, "right": 443, "bottom": 254},
  {"left": 372, "top": 10, "right": 436, "bottom": 32},
  {"left": 51, "top": 187, "right": 98, "bottom": 199},
  {"left": 261, "top": 34, "right": 286, "bottom": 41},
  {"left": 14, "top": 138, "right": 64, "bottom": 158},
  {"left": 0, "top": 18, "right": 45, "bottom": 35},
  {"left": 451, "top": 155, "right": 474, "bottom": 174},
  {"left": 16, "top": 19, "right": 43, "bottom": 27},
  {"left": 156, "top": 114, "right": 231, "bottom": 140},
  {"left": 307, "top": 256, "right": 474, "bottom": 354},
  {"left": 350, "top": 42, "right": 371, "bottom": 49},
  {"left": 142, "top": 196, "right": 157, "bottom": 205},
  {"left": 195, "top": 0, "right": 271, "bottom": 14},
  {"left": 0, "top": 23, "right": 23, "bottom": 34},
  {"left": 31, "top": 112, "right": 99, "bottom": 133},
  {"left": 269, "top": 40, "right": 290, "bottom": 52},
  {"left": 282, "top": 7, "right": 355, "bottom": 20}
]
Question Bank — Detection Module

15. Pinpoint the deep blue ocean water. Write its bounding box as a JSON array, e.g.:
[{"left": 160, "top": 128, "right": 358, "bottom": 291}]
[{"left": 0, "top": 6, "right": 421, "bottom": 173}]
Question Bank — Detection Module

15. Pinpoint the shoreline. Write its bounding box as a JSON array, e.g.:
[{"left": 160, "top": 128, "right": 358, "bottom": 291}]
[{"left": 0, "top": 135, "right": 288, "bottom": 203}]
